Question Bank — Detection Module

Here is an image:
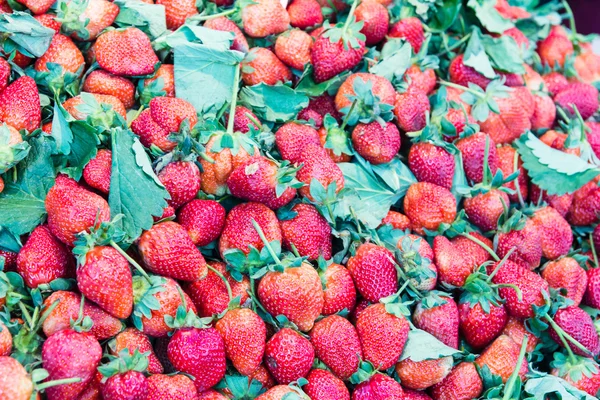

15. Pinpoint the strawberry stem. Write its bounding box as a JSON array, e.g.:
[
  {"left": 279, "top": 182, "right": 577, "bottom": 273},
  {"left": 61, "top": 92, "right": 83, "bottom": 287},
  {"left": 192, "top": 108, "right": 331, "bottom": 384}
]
[
  {"left": 188, "top": 8, "right": 236, "bottom": 22},
  {"left": 388, "top": 255, "right": 424, "bottom": 299},
  {"left": 207, "top": 264, "right": 233, "bottom": 302},
  {"left": 18, "top": 302, "right": 34, "bottom": 330},
  {"left": 546, "top": 315, "right": 578, "bottom": 363},
  {"left": 590, "top": 232, "right": 599, "bottom": 268},
  {"left": 251, "top": 219, "right": 282, "bottom": 265},
  {"left": 36, "top": 300, "right": 60, "bottom": 330},
  {"left": 439, "top": 81, "right": 486, "bottom": 100},
  {"left": 561, "top": 0, "right": 577, "bottom": 39},
  {"left": 502, "top": 336, "right": 528, "bottom": 400},
  {"left": 244, "top": 111, "right": 262, "bottom": 130},
  {"left": 494, "top": 283, "right": 523, "bottom": 302},
  {"left": 461, "top": 233, "right": 501, "bottom": 262},
  {"left": 544, "top": 315, "right": 594, "bottom": 357},
  {"left": 226, "top": 63, "right": 241, "bottom": 135},
  {"left": 109, "top": 241, "right": 153, "bottom": 284},
  {"left": 35, "top": 377, "right": 82, "bottom": 391},
  {"left": 340, "top": 99, "right": 357, "bottom": 130},
  {"left": 342, "top": 0, "right": 360, "bottom": 33},
  {"left": 486, "top": 246, "right": 516, "bottom": 281},
  {"left": 435, "top": 33, "right": 472, "bottom": 57}
]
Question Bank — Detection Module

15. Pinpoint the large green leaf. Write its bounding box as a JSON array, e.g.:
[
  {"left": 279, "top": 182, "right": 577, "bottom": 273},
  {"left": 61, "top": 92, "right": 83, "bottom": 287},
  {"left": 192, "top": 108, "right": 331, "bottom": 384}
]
[
  {"left": 50, "top": 101, "right": 74, "bottom": 156},
  {"left": 0, "top": 11, "right": 54, "bottom": 57},
  {"left": 464, "top": 28, "right": 496, "bottom": 79},
  {"left": 239, "top": 83, "right": 309, "bottom": 123},
  {"left": 114, "top": 0, "right": 167, "bottom": 39},
  {"left": 523, "top": 373, "right": 597, "bottom": 400},
  {"left": 399, "top": 329, "right": 460, "bottom": 362},
  {"left": 467, "top": 0, "right": 514, "bottom": 34},
  {"left": 370, "top": 40, "right": 413, "bottom": 82},
  {"left": 62, "top": 121, "right": 100, "bottom": 181}
]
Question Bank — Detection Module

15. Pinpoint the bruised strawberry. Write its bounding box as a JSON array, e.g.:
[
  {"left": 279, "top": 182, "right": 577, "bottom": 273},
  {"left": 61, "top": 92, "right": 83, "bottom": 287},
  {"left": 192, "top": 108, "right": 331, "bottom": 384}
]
[
  {"left": 274, "top": 29, "right": 313, "bottom": 71},
  {"left": 403, "top": 182, "right": 457, "bottom": 234},
  {"left": 537, "top": 25, "right": 574, "bottom": 68},
  {"left": 0, "top": 76, "right": 41, "bottom": 132},
  {"left": 352, "top": 373, "right": 404, "bottom": 399},
  {"left": 156, "top": 0, "right": 197, "bottom": 30},
  {"left": 456, "top": 132, "right": 498, "bottom": 184},
  {"left": 82, "top": 70, "right": 135, "bottom": 109},
  {"left": 549, "top": 306, "right": 600, "bottom": 357},
  {"left": 413, "top": 294, "right": 459, "bottom": 348},
  {"left": 265, "top": 328, "right": 314, "bottom": 384},
  {"left": 242, "top": 48, "right": 292, "bottom": 86},
  {"left": 146, "top": 374, "right": 197, "bottom": 399},
  {"left": 34, "top": 34, "right": 84, "bottom": 75},
  {"left": 95, "top": 27, "right": 158, "bottom": 76},
  {"left": 430, "top": 362, "right": 483, "bottom": 400},
  {"left": 475, "top": 334, "right": 528, "bottom": 383},
  {"left": 276, "top": 122, "right": 321, "bottom": 164},
  {"left": 387, "top": 17, "right": 424, "bottom": 53},
  {"left": 280, "top": 203, "right": 331, "bottom": 260},
  {"left": 296, "top": 144, "right": 345, "bottom": 200},
  {"left": 542, "top": 257, "right": 587, "bottom": 307},
  {"left": 309, "top": 315, "right": 362, "bottom": 380},
  {"left": 304, "top": 369, "right": 350, "bottom": 400},
  {"left": 394, "top": 90, "right": 430, "bottom": 132},
  {"left": 82, "top": 149, "right": 111, "bottom": 194},
  {"left": 352, "top": 122, "right": 400, "bottom": 165},
  {"left": 395, "top": 356, "right": 453, "bottom": 390},
  {"left": 531, "top": 206, "right": 573, "bottom": 260},
  {"left": 242, "top": 0, "right": 290, "bottom": 38},
  {"left": 110, "top": 328, "right": 163, "bottom": 374},
  {"left": 355, "top": 0, "right": 388, "bottom": 46},
  {"left": 555, "top": 82, "right": 599, "bottom": 120},
  {"left": 177, "top": 199, "right": 226, "bottom": 246},
  {"left": 347, "top": 243, "right": 397, "bottom": 302},
  {"left": 204, "top": 17, "right": 249, "bottom": 53},
  {"left": 157, "top": 161, "right": 201, "bottom": 209},
  {"left": 287, "top": 0, "right": 322, "bottom": 30}
]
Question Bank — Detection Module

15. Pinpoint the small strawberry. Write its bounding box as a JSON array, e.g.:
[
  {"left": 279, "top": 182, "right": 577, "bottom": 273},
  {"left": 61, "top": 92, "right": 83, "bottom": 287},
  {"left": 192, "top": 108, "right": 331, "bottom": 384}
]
[
  {"left": 456, "top": 132, "right": 499, "bottom": 184},
  {"left": 352, "top": 373, "right": 404, "bottom": 399},
  {"left": 430, "top": 362, "right": 483, "bottom": 400},
  {"left": 0, "top": 356, "right": 33, "bottom": 400},
  {"left": 380, "top": 210, "right": 411, "bottom": 230},
  {"left": 146, "top": 374, "right": 197, "bottom": 400},
  {"left": 309, "top": 315, "right": 362, "bottom": 380},
  {"left": 296, "top": 144, "right": 345, "bottom": 201},
  {"left": 99, "top": 350, "right": 149, "bottom": 400},
  {"left": 177, "top": 199, "right": 226, "bottom": 246},
  {"left": 403, "top": 182, "right": 457, "bottom": 234},
  {"left": 241, "top": 47, "right": 292, "bottom": 86},
  {"left": 280, "top": 203, "right": 332, "bottom": 260},
  {"left": 395, "top": 356, "right": 453, "bottom": 390},
  {"left": 388, "top": 17, "right": 424, "bottom": 53},
  {"left": 34, "top": 33, "right": 84, "bottom": 75},
  {"left": 83, "top": 149, "right": 112, "bottom": 194},
  {"left": 204, "top": 17, "right": 249, "bottom": 53},
  {"left": 95, "top": 27, "right": 158, "bottom": 76},
  {"left": 274, "top": 29, "right": 313, "bottom": 71},
  {"left": 242, "top": 0, "right": 290, "bottom": 38},
  {"left": 475, "top": 334, "right": 528, "bottom": 383},
  {"left": 82, "top": 70, "right": 135, "bottom": 109},
  {"left": 355, "top": 0, "right": 389, "bottom": 46},
  {"left": 320, "top": 262, "right": 356, "bottom": 315},
  {"left": 352, "top": 121, "right": 401, "bottom": 165},
  {"left": 63, "top": 92, "right": 127, "bottom": 121},
  {"left": 45, "top": 175, "right": 111, "bottom": 246},
  {"left": 265, "top": 328, "right": 314, "bottom": 384},
  {"left": 304, "top": 369, "right": 350, "bottom": 400},
  {"left": 287, "top": 0, "right": 323, "bottom": 30},
  {"left": 549, "top": 306, "right": 600, "bottom": 357},
  {"left": 110, "top": 328, "right": 163, "bottom": 374},
  {"left": 555, "top": 82, "right": 599, "bottom": 120},
  {"left": 542, "top": 257, "right": 588, "bottom": 307},
  {"left": 408, "top": 142, "right": 455, "bottom": 190},
  {"left": 0, "top": 76, "right": 41, "bottom": 132},
  {"left": 156, "top": 0, "right": 197, "bottom": 29},
  {"left": 347, "top": 243, "right": 398, "bottom": 303},
  {"left": 537, "top": 25, "right": 574, "bottom": 68},
  {"left": 413, "top": 293, "right": 459, "bottom": 348},
  {"left": 394, "top": 90, "right": 430, "bottom": 132},
  {"left": 531, "top": 206, "right": 573, "bottom": 260},
  {"left": 157, "top": 161, "right": 201, "bottom": 209}
]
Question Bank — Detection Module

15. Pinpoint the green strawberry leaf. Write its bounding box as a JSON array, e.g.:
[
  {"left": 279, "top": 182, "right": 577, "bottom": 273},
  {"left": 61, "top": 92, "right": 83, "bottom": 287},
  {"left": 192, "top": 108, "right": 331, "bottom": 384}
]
[
  {"left": 523, "top": 372, "right": 597, "bottom": 400},
  {"left": 0, "top": 124, "right": 30, "bottom": 174},
  {"left": 428, "top": 0, "right": 461, "bottom": 32},
  {"left": 157, "top": 24, "right": 234, "bottom": 52},
  {"left": 174, "top": 43, "right": 244, "bottom": 117},
  {"left": 296, "top": 65, "right": 348, "bottom": 97},
  {"left": 0, "top": 136, "right": 55, "bottom": 235},
  {"left": 60, "top": 121, "right": 100, "bottom": 181},
  {"left": 0, "top": 226, "right": 21, "bottom": 253},
  {"left": 467, "top": 0, "right": 514, "bottom": 34},
  {"left": 114, "top": 0, "right": 167, "bottom": 39},
  {"left": 370, "top": 40, "right": 413, "bottom": 83},
  {"left": 239, "top": 83, "right": 309, "bottom": 123},
  {"left": 515, "top": 131, "right": 600, "bottom": 196},
  {"left": 481, "top": 33, "right": 525, "bottom": 74},
  {"left": 50, "top": 101, "right": 74, "bottom": 156},
  {"left": 108, "top": 128, "right": 170, "bottom": 242},
  {"left": 0, "top": 11, "right": 54, "bottom": 58},
  {"left": 463, "top": 28, "right": 496, "bottom": 79},
  {"left": 399, "top": 329, "right": 460, "bottom": 362}
]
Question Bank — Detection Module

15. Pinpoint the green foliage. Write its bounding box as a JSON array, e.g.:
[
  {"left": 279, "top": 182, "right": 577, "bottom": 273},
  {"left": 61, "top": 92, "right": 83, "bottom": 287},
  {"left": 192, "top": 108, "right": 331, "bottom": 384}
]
[
  {"left": 114, "top": 0, "right": 167, "bottom": 39},
  {"left": 399, "top": 329, "right": 460, "bottom": 362},
  {"left": 239, "top": 83, "right": 309, "bottom": 123},
  {"left": 0, "top": 12, "right": 54, "bottom": 58}
]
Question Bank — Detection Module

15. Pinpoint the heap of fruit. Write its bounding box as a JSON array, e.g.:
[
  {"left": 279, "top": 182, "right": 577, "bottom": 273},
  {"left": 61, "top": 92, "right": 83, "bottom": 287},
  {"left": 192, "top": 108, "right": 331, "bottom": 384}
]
[{"left": 1, "top": 0, "right": 600, "bottom": 398}]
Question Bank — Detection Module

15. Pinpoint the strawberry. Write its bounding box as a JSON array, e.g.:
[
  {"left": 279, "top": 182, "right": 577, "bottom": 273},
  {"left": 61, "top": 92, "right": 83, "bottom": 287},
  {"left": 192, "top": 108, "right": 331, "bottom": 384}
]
[
  {"left": 0, "top": 76, "right": 41, "bottom": 132},
  {"left": 183, "top": 261, "right": 250, "bottom": 317},
  {"left": 304, "top": 369, "right": 350, "bottom": 400},
  {"left": 539, "top": 130, "right": 579, "bottom": 156},
  {"left": 42, "top": 291, "right": 124, "bottom": 340},
  {"left": 555, "top": 82, "right": 599, "bottom": 120},
  {"left": 228, "top": 156, "right": 299, "bottom": 209},
  {"left": 45, "top": 175, "right": 111, "bottom": 246},
  {"left": 63, "top": 92, "right": 127, "bottom": 120},
  {"left": 138, "top": 221, "right": 207, "bottom": 281},
  {"left": 0, "top": 321, "right": 9, "bottom": 357},
  {"left": 403, "top": 389, "right": 433, "bottom": 400},
  {"left": 464, "top": 189, "right": 510, "bottom": 232},
  {"left": 177, "top": 199, "right": 226, "bottom": 246},
  {"left": 496, "top": 145, "right": 528, "bottom": 203},
  {"left": 0, "top": 58, "right": 9, "bottom": 93},
  {"left": 380, "top": 210, "right": 411, "bottom": 230},
  {"left": 352, "top": 373, "right": 404, "bottom": 399},
  {"left": 347, "top": 243, "right": 398, "bottom": 302},
  {"left": 413, "top": 294, "right": 459, "bottom": 348},
  {"left": 543, "top": 72, "right": 570, "bottom": 96},
  {"left": 204, "top": 17, "right": 249, "bottom": 53},
  {"left": 0, "top": 356, "right": 33, "bottom": 400},
  {"left": 274, "top": 29, "right": 313, "bottom": 71},
  {"left": 456, "top": 132, "right": 499, "bottom": 184},
  {"left": 500, "top": 27, "right": 529, "bottom": 48},
  {"left": 542, "top": 257, "right": 587, "bottom": 307},
  {"left": 199, "top": 390, "right": 229, "bottom": 400},
  {"left": 320, "top": 262, "right": 356, "bottom": 315},
  {"left": 280, "top": 203, "right": 332, "bottom": 260},
  {"left": 551, "top": 353, "right": 600, "bottom": 396},
  {"left": 355, "top": 0, "right": 389, "bottom": 46},
  {"left": 490, "top": 260, "right": 548, "bottom": 319},
  {"left": 167, "top": 327, "right": 227, "bottom": 392},
  {"left": 42, "top": 329, "right": 102, "bottom": 400},
  {"left": 574, "top": 51, "right": 600, "bottom": 85},
  {"left": 296, "top": 144, "right": 345, "bottom": 200},
  {"left": 496, "top": 217, "right": 542, "bottom": 270},
  {"left": 448, "top": 55, "right": 493, "bottom": 90},
  {"left": 156, "top": 0, "right": 197, "bottom": 29},
  {"left": 584, "top": 267, "right": 600, "bottom": 309},
  {"left": 502, "top": 316, "right": 539, "bottom": 353},
  {"left": 549, "top": 306, "right": 600, "bottom": 357},
  {"left": 146, "top": 374, "right": 197, "bottom": 400},
  {"left": 219, "top": 202, "right": 282, "bottom": 256},
  {"left": 157, "top": 161, "right": 201, "bottom": 209},
  {"left": 58, "top": 0, "right": 119, "bottom": 40},
  {"left": 430, "top": 362, "right": 483, "bottom": 400},
  {"left": 82, "top": 70, "right": 135, "bottom": 109},
  {"left": 395, "top": 356, "right": 453, "bottom": 390},
  {"left": 287, "top": 0, "right": 323, "bottom": 30},
  {"left": 95, "top": 27, "right": 159, "bottom": 76},
  {"left": 480, "top": 94, "right": 532, "bottom": 144},
  {"left": 228, "top": 105, "right": 260, "bottom": 133},
  {"left": 537, "top": 25, "right": 574, "bottom": 68},
  {"left": 34, "top": 34, "right": 84, "bottom": 75},
  {"left": 16, "top": 0, "right": 54, "bottom": 14},
  {"left": 131, "top": 96, "right": 198, "bottom": 152},
  {"left": 83, "top": 149, "right": 112, "bottom": 194},
  {"left": 394, "top": 90, "right": 430, "bottom": 132},
  {"left": 101, "top": 370, "right": 148, "bottom": 400},
  {"left": 256, "top": 385, "right": 305, "bottom": 400},
  {"left": 309, "top": 315, "right": 362, "bottom": 380},
  {"left": 451, "top": 233, "right": 493, "bottom": 273},
  {"left": 531, "top": 93, "right": 556, "bottom": 130},
  {"left": 215, "top": 307, "right": 266, "bottom": 376},
  {"left": 315, "top": 0, "right": 347, "bottom": 11},
  {"left": 531, "top": 206, "right": 573, "bottom": 260},
  {"left": 242, "top": 0, "right": 290, "bottom": 38},
  {"left": 494, "top": 0, "right": 530, "bottom": 19},
  {"left": 110, "top": 328, "right": 163, "bottom": 374},
  {"left": 351, "top": 121, "right": 401, "bottom": 165},
  {"left": 265, "top": 328, "right": 314, "bottom": 384},
  {"left": 433, "top": 236, "right": 472, "bottom": 288},
  {"left": 249, "top": 365, "right": 277, "bottom": 390},
  {"left": 241, "top": 48, "right": 292, "bottom": 86},
  {"left": 276, "top": 122, "right": 321, "bottom": 164},
  {"left": 397, "top": 234, "right": 438, "bottom": 291},
  {"left": 356, "top": 303, "right": 409, "bottom": 370},
  {"left": 568, "top": 178, "right": 600, "bottom": 226},
  {"left": 258, "top": 261, "right": 324, "bottom": 331},
  {"left": 403, "top": 182, "right": 457, "bottom": 235},
  {"left": 304, "top": 94, "right": 342, "bottom": 121},
  {"left": 405, "top": 65, "right": 437, "bottom": 95},
  {"left": 475, "top": 334, "right": 528, "bottom": 383},
  {"left": 16, "top": 225, "right": 73, "bottom": 288},
  {"left": 387, "top": 17, "right": 424, "bottom": 53},
  {"left": 141, "top": 64, "right": 176, "bottom": 99}
]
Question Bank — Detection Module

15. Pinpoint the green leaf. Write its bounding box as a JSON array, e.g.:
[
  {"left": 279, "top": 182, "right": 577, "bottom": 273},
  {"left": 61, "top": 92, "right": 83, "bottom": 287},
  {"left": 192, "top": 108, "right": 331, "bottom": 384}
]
[
  {"left": 428, "top": 0, "right": 462, "bottom": 32},
  {"left": 467, "top": 0, "right": 514, "bottom": 34},
  {"left": 296, "top": 65, "right": 348, "bottom": 97},
  {"left": 0, "top": 11, "right": 54, "bottom": 57},
  {"left": 523, "top": 373, "right": 597, "bottom": 400},
  {"left": 62, "top": 121, "right": 100, "bottom": 181},
  {"left": 174, "top": 43, "right": 244, "bottom": 116},
  {"left": 239, "top": 83, "right": 309, "bottom": 123},
  {"left": 114, "top": 0, "right": 167, "bottom": 39},
  {"left": 399, "top": 329, "right": 460, "bottom": 362},
  {"left": 157, "top": 24, "right": 234, "bottom": 51},
  {"left": 464, "top": 28, "right": 496, "bottom": 80},
  {"left": 0, "top": 226, "right": 21, "bottom": 253},
  {"left": 370, "top": 40, "right": 413, "bottom": 83},
  {"left": 0, "top": 136, "right": 56, "bottom": 235},
  {"left": 481, "top": 34, "right": 525, "bottom": 74},
  {"left": 108, "top": 128, "right": 169, "bottom": 242},
  {"left": 50, "top": 101, "right": 74, "bottom": 156},
  {"left": 515, "top": 131, "right": 600, "bottom": 196}
]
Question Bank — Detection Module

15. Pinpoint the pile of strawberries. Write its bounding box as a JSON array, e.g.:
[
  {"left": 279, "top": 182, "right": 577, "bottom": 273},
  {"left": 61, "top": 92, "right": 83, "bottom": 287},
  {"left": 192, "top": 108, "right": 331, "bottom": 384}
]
[{"left": 2, "top": 0, "right": 600, "bottom": 398}]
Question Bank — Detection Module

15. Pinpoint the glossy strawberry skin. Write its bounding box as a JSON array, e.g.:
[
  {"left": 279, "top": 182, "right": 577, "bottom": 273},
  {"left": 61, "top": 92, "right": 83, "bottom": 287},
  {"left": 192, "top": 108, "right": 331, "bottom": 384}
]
[
  {"left": 296, "top": 144, "right": 345, "bottom": 201},
  {"left": 242, "top": 0, "right": 290, "bottom": 38},
  {"left": 242, "top": 47, "right": 292, "bottom": 86},
  {"left": 264, "top": 328, "right": 314, "bottom": 384},
  {"left": 347, "top": 243, "right": 398, "bottom": 303},
  {"left": 146, "top": 374, "right": 197, "bottom": 400},
  {"left": 83, "top": 149, "right": 112, "bottom": 194},
  {"left": 476, "top": 334, "right": 528, "bottom": 383},
  {"left": 304, "top": 369, "right": 350, "bottom": 400},
  {"left": 311, "top": 34, "right": 365, "bottom": 83},
  {"left": 430, "top": 362, "right": 483, "bottom": 400},
  {"left": 34, "top": 34, "right": 84, "bottom": 74},
  {"left": 0, "top": 356, "right": 33, "bottom": 400},
  {"left": 352, "top": 374, "right": 404, "bottom": 399},
  {"left": 395, "top": 356, "right": 453, "bottom": 390},
  {"left": 355, "top": 0, "right": 389, "bottom": 46},
  {"left": 321, "top": 263, "right": 357, "bottom": 315},
  {"left": 95, "top": 27, "right": 159, "bottom": 76},
  {"left": 0, "top": 76, "right": 42, "bottom": 132},
  {"left": 352, "top": 122, "right": 401, "bottom": 165},
  {"left": 287, "top": 0, "right": 323, "bottom": 29},
  {"left": 394, "top": 90, "right": 430, "bottom": 133},
  {"left": 434, "top": 236, "right": 472, "bottom": 288},
  {"left": 555, "top": 82, "right": 599, "bottom": 120},
  {"left": 157, "top": 161, "right": 201, "bottom": 209},
  {"left": 177, "top": 199, "right": 226, "bottom": 246},
  {"left": 403, "top": 182, "right": 457, "bottom": 235},
  {"left": 413, "top": 297, "right": 459, "bottom": 349},
  {"left": 380, "top": 211, "right": 411, "bottom": 230},
  {"left": 549, "top": 306, "right": 600, "bottom": 357},
  {"left": 455, "top": 132, "right": 498, "bottom": 184},
  {"left": 388, "top": 17, "right": 424, "bottom": 53},
  {"left": 276, "top": 122, "right": 321, "bottom": 164},
  {"left": 280, "top": 203, "right": 332, "bottom": 260},
  {"left": 102, "top": 371, "right": 148, "bottom": 400},
  {"left": 274, "top": 29, "right": 313, "bottom": 71},
  {"left": 458, "top": 301, "right": 507, "bottom": 350},
  {"left": 531, "top": 206, "right": 573, "bottom": 260},
  {"left": 542, "top": 257, "right": 587, "bottom": 307},
  {"left": 463, "top": 190, "right": 510, "bottom": 232},
  {"left": 0, "top": 322, "right": 11, "bottom": 357},
  {"left": 408, "top": 143, "right": 455, "bottom": 190},
  {"left": 567, "top": 179, "right": 600, "bottom": 226},
  {"left": 111, "top": 328, "right": 163, "bottom": 374},
  {"left": 496, "top": 218, "right": 542, "bottom": 270}
]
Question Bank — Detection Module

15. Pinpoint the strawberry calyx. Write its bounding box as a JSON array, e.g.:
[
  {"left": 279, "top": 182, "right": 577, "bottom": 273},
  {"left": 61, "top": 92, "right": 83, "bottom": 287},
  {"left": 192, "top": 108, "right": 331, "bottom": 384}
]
[
  {"left": 349, "top": 361, "right": 380, "bottom": 385},
  {"left": 156, "top": 120, "right": 212, "bottom": 167},
  {"left": 31, "top": 367, "right": 83, "bottom": 394},
  {"left": 322, "top": 114, "right": 354, "bottom": 157},
  {"left": 97, "top": 348, "right": 149, "bottom": 380},
  {"left": 164, "top": 304, "right": 212, "bottom": 332},
  {"left": 339, "top": 77, "right": 394, "bottom": 127},
  {"left": 460, "top": 265, "right": 505, "bottom": 313},
  {"left": 380, "top": 290, "right": 414, "bottom": 318},
  {"left": 76, "top": 92, "right": 127, "bottom": 132},
  {"left": 35, "top": 63, "right": 82, "bottom": 102},
  {"left": 131, "top": 274, "right": 167, "bottom": 331},
  {"left": 69, "top": 294, "right": 93, "bottom": 333},
  {"left": 550, "top": 350, "right": 600, "bottom": 384},
  {"left": 418, "top": 290, "right": 451, "bottom": 311},
  {"left": 495, "top": 205, "right": 527, "bottom": 235},
  {"left": 0, "top": 268, "right": 27, "bottom": 310},
  {"left": 322, "top": 0, "right": 366, "bottom": 50},
  {"left": 214, "top": 374, "right": 266, "bottom": 399},
  {"left": 0, "top": 123, "right": 30, "bottom": 173},
  {"left": 55, "top": 0, "right": 92, "bottom": 40},
  {"left": 439, "top": 78, "right": 512, "bottom": 122}
]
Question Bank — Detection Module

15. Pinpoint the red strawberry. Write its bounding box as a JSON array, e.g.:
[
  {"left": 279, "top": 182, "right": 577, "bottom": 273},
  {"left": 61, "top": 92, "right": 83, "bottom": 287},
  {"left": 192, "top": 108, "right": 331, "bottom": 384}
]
[
  {"left": 480, "top": 94, "right": 532, "bottom": 144},
  {"left": 542, "top": 257, "right": 587, "bottom": 307},
  {"left": 356, "top": 303, "right": 409, "bottom": 370},
  {"left": 156, "top": 0, "right": 197, "bottom": 30},
  {"left": 256, "top": 385, "right": 304, "bottom": 400},
  {"left": 42, "top": 329, "right": 102, "bottom": 400},
  {"left": 409, "top": 143, "right": 455, "bottom": 189},
  {"left": 311, "top": 25, "right": 365, "bottom": 83},
  {"left": 157, "top": 161, "right": 201, "bottom": 209},
  {"left": 394, "top": 90, "right": 430, "bottom": 132},
  {"left": 95, "top": 27, "right": 158, "bottom": 76},
  {"left": 241, "top": 48, "right": 292, "bottom": 86},
  {"left": 403, "top": 182, "right": 457, "bottom": 234},
  {"left": 584, "top": 267, "right": 600, "bottom": 308},
  {"left": 296, "top": 144, "right": 345, "bottom": 200},
  {"left": 0, "top": 321, "right": 9, "bottom": 357},
  {"left": 537, "top": 25, "right": 574, "bottom": 68},
  {"left": 433, "top": 236, "right": 472, "bottom": 288},
  {"left": 45, "top": 175, "right": 111, "bottom": 246},
  {"left": 16, "top": 0, "right": 54, "bottom": 14},
  {"left": 304, "top": 369, "right": 350, "bottom": 400},
  {"left": 0, "top": 250, "right": 17, "bottom": 272},
  {"left": 531, "top": 93, "right": 556, "bottom": 130},
  {"left": 16, "top": 225, "right": 73, "bottom": 288},
  {"left": 448, "top": 55, "right": 492, "bottom": 90},
  {"left": 430, "top": 362, "right": 483, "bottom": 400},
  {"left": 335, "top": 73, "right": 396, "bottom": 113},
  {"left": 0, "top": 58, "right": 9, "bottom": 93},
  {"left": 204, "top": 17, "right": 249, "bottom": 53},
  {"left": 138, "top": 221, "right": 207, "bottom": 281},
  {"left": 551, "top": 355, "right": 600, "bottom": 396},
  {"left": 352, "top": 121, "right": 401, "bottom": 165},
  {"left": 177, "top": 199, "right": 226, "bottom": 246},
  {"left": 215, "top": 308, "right": 266, "bottom": 376},
  {"left": 555, "top": 82, "right": 599, "bottom": 120},
  {"left": 287, "top": 0, "right": 323, "bottom": 30},
  {"left": 403, "top": 388, "right": 433, "bottom": 400},
  {"left": 309, "top": 315, "right": 362, "bottom": 380},
  {"left": 303, "top": 94, "right": 342, "bottom": 121},
  {"left": 63, "top": 93, "right": 127, "bottom": 120},
  {"left": 34, "top": 34, "right": 84, "bottom": 75},
  {"left": 496, "top": 145, "right": 528, "bottom": 203},
  {"left": 219, "top": 202, "right": 282, "bottom": 256},
  {"left": 258, "top": 262, "right": 324, "bottom": 331},
  {"left": 146, "top": 374, "right": 197, "bottom": 400},
  {"left": 64, "top": 0, "right": 119, "bottom": 40},
  {"left": 451, "top": 233, "right": 493, "bottom": 273},
  {"left": 404, "top": 65, "right": 437, "bottom": 95},
  {"left": 531, "top": 206, "right": 573, "bottom": 260},
  {"left": 355, "top": 0, "right": 389, "bottom": 46},
  {"left": 198, "top": 390, "right": 229, "bottom": 400},
  {"left": 543, "top": 71, "right": 570, "bottom": 96},
  {"left": 395, "top": 356, "right": 453, "bottom": 390},
  {"left": 456, "top": 132, "right": 499, "bottom": 184},
  {"left": 494, "top": 0, "right": 530, "bottom": 19},
  {"left": 280, "top": 203, "right": 332, "bottom": 260},
  {"left": 567, "top": 178, "right": 600, "bottom": 226},
  {"left": 496, "top": 217, "right": 542, "bottom": 270},
  {"left": 83, "top": 70, "right": 135, "bottom": 109},
  {"left": 539, "top": 130, "right": 580, "bottom": 156},
  {"left": 347, "top": 243, "right": 398, "bottom": 302},
  {"left": 380, "top": 210, "right": 411, "bottom": 230},
  {"left": 249, "top": 364, "right": 276, "bottom": 390},
  {"left": 320, "top": 262, "right": 356, "bottom": 315},
  {"left": 265, "top": 328, "right": 314, "bottom": 384},
  {"left": 464, "top": 189, "right": 510, "bottom": 232},
  {"left": 102, "top": 370, "right": 147, "bottom": 400},
  {"left": 413, "top": 294, "right": 459, "bottom": 348},
  {"left": 352, "top": 373, "right": 404, "bottom": 399},
  {"left": 475, "top": 334, "right": 528, "bottom": 383},
  {"left": 141, "top": 64, "right": 175, "bottom": 101},
  {"left": 388, "top": 17, "right": 424, "bottom": 53},
  {"left": 276, "top": 122, "right": 321, "bottom": 164},
  {"left": 549, "top": 306, "right": 600, "bottom": 357},
  {"left": 0, "top": 76, "right": 41, "bottom": 132},
  {"left": 242, "top": 0, "right": 290, "bottom": 38},
  {"left": 228, "top": 105, "right": 260, "bottom": 133},
  {"left": 458, "top": 300, "right": 507, "bottom": 350},
  {"left": 274, "top": 29, "right": 313, "bottom": 71},
  {"left": 131, "top": 96, "right": 198, "bottom": 152},
  {"left": 397, "top": 234, "right": 438, "bottom": 291},
  {"left": 0, "top": 356, "right": 33, "bottom": 400},
  {"left": 110, "top": 328, "right": 163, "bottom": 374},
  {"left": 83, "top": 149, "right": 112, "bottom": 194},
  {"left": 502, "top": 316, "right": 539, "bottom": 353}
]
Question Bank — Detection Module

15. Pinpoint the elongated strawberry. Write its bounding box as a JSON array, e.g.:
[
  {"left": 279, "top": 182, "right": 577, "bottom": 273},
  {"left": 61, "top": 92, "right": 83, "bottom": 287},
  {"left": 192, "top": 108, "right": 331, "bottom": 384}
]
[
  {"left": 355, "top": 0, "right": 388, "bottom": 45},
  {"left": 280, "top": 203, "right": 331, "bottom": 260},
  {"left": 296, "top": 144, "right": 345, "bottom": 200},
  {"left": 110, "top": 328, "right": 163, "bottom": 374},
  {"left": 352, "top": 373, "right": 404, "bottom": 399},
  {"left": 204, "top": 17, "right": 249, "bottom": 53},
  {"left": 531, "top": 206, "right": 573, "bottom": 260},
  {"left": 395, "top": 356, "right": 453, "bottom": 390},
  {"left": 403, "top": 182, "right": 457, "bottom": 234},
  {"left": 265, "top": 328, "right": 314, "bottom": 384},
  {"left": 82, "top": 149, "right": 111, "bottom": 194},
  {"left": 347, "top": 243, "right": 398, "bottom": 302},
  {"left": 430, "top": 362, "right": 483, "bottom": 400},
  {"left": 34, "top": 33, "right": 84, "bottom": 75},
  {"left": 95, "top": 27, "right": 158, "bottom": 76},
  {"left": 388, "top": 17, "right": 424, "bottom": 53},
  {"left": 276, "top": 122, "right": 321, "bottom": 164},
  {"left": 287, "top": 0, "right": 323, "bottom": 30},
  {"left": 542, "top": 257, "right": 587, "bottom": 307},
  {"left": 304, "top": 369, "right": 350, "bottom": 400},
  {"left": 0, "top": 356, "right": 33, "bottom": 400},
  {"left": 413, "top": 293, "right": 459, "bottom": 348},
  {"left": 408, "top": 142, "right": 455, "bottom": 190},
  {"left": 320, "top": 262, "right": 356, "bottom": 315},
  {"left": 537, "top": 25, "right": 574, "bottom": 68},
  {"left": 549, "top": 306, "right": 600, "bottom": 357},
  {"left": 475, "top": 334, "right": 528, "bottom": 383},
  {"left": 274, "top": 29, "right": 313, "bottom": 71},
  {"left": 352, "top": 121, "right": 401, "bottom": 165},
  {"left": 394, "top": 90, "right": 430, "bottom": 132},
  {"left": 177, "top": 200, "right": 226, "bottom": 246},
  {"left": 310, "top": 315, "right": 362, "bottom": 380},
  {"left": 242, "top": 48, "right": 292, "bottom": 86},
  {"left": 146, "top": 374, "right": 197, "bottom": 400},
  {"left": 0, "top": 76, "right": 41, "bottom": 132}
]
